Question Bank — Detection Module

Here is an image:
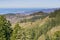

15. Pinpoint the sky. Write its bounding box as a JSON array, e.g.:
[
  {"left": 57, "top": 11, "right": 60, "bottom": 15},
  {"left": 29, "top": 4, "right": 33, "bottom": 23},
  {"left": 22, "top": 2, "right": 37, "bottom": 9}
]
[{"left": 0, "top": 0, "right": 60, "bottom": 8}]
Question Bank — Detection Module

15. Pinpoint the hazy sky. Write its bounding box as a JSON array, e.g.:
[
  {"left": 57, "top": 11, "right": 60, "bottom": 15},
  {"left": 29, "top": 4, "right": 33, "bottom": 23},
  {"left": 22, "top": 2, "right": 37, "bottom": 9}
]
[{"left": 0, "top": 0, "right": 60, "bottom": 8}]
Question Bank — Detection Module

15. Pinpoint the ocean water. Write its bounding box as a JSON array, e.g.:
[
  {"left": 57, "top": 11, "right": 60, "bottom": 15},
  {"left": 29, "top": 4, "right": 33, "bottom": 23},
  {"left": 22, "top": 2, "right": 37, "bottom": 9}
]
[{"left": 0, "top": 8, "right": 56, "bottom": 14}]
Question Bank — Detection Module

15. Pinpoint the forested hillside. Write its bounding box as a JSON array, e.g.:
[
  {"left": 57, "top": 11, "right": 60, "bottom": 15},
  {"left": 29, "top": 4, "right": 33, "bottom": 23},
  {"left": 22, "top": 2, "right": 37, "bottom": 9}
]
[{"left": 0, "top": 9, "right": 60, "bottom": 40}]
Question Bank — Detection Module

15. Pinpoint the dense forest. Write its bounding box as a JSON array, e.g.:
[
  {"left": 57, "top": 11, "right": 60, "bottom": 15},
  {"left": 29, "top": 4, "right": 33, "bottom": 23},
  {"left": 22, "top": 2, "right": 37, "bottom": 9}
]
[{"left": 0, "top": 9, "right": 60, "bottom": 40}]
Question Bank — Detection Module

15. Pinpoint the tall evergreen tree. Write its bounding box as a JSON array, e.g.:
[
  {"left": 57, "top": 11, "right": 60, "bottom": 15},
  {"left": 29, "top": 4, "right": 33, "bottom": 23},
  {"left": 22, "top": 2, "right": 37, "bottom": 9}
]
[{"left": 0, "top": 16, "right": 12, "bottom": 40}]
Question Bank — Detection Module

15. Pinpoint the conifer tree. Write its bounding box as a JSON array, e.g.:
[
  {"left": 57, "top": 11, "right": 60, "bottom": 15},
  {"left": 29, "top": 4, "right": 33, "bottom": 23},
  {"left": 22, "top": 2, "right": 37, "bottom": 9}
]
[{"left": 0, "top": 16, "right": 12, "bottom": 40}]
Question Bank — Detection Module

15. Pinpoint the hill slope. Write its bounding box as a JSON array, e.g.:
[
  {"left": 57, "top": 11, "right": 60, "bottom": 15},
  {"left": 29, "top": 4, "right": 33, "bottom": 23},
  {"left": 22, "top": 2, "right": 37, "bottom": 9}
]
[
  {"left": 1, "top": 9, "right": 60, "bottom": 40},
  {"left": 2, "top": 12, "right": 48, "bottom": 24},
  {"left": 19, "top": 9, "right": 60, "bottom": 40}
]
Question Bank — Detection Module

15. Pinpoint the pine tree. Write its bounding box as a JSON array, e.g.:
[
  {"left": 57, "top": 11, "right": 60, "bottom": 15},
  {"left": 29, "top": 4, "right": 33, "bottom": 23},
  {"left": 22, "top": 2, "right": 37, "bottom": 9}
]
[{"left": 0, "top": 16, "right": 12, "bottom": 40}]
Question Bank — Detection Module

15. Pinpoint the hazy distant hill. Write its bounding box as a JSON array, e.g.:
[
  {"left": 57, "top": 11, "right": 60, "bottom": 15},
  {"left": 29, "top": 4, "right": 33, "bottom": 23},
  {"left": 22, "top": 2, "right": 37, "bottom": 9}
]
[
  {"left": 1, "top": 11, "right": 48, "bottom": 24},
  {"left": 29, "top": 11, "right": 48, "bottom": 16},
  {"left": 3, "top": 13, "right": 26, "bottom": 24},
  {"left": 0, "top": 8, "right": 58, "bottom": 24},
  {"left": 0, "top": 8, "right": 57, "bottom": 14}
]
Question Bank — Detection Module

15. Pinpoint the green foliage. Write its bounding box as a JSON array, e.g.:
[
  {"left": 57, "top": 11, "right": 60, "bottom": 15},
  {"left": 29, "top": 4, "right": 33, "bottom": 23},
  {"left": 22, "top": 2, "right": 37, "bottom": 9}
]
[
  {"left": 0, "top": 16, "right": 12, "bottom": 40},
  {"left": 45, "top": 34, "right": 50, "bottom": 40},
  {"left": 49, "top": 9, "right": 60, "bottom": 26},
  {"left": 11, "top": 23, "right": 25, "bottom": 40},
  {"left": 52, "top": 31, "right": 60, "bottom": 40},
  {"left": 49, "top": 9, "right": 60, "bottom": 18}
]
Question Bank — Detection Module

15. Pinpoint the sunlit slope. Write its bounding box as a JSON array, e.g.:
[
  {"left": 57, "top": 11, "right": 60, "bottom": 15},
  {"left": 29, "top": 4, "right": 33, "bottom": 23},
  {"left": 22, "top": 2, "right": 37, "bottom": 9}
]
[
  {"left": 38, "top": 9, "right": 60, "bottom": 40},
  {"left": 20, "top": 9, "right": 60, "bottom": 40},
  {"left": 10, "top": 9, "right": 60, "bottom": 40}
]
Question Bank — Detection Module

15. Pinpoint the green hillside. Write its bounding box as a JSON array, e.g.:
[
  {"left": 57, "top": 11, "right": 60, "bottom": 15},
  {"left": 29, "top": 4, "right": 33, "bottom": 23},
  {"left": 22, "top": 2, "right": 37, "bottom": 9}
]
[
  {"left": 11, "top": 9, "right": 60, "bottom": 40},
  {"left": 0, "top": 9, "right": 60, "bottom": 40}
]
